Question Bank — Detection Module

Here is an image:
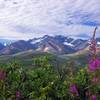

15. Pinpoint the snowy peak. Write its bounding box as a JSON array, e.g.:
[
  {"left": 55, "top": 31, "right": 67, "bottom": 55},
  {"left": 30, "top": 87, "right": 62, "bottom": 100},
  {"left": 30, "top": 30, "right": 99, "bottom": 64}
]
[{"left": 0, "top": 35, "right": 100, "bottom": 55}]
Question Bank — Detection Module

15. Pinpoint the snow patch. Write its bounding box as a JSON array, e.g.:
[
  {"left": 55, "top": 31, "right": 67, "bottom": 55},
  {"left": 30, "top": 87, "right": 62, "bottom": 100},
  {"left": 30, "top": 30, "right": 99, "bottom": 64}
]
[
  {"left": 97, "top": 42, "right": 100, "bottom": 45},
  {"left": 4, "top": 43, "right": 7, "bottom": 46},
  {"left": 31, "top": 38, "right": 43, "bottom": 44},
  {"left": 63, "top": 42, "right": 74, "bottom": 47}
]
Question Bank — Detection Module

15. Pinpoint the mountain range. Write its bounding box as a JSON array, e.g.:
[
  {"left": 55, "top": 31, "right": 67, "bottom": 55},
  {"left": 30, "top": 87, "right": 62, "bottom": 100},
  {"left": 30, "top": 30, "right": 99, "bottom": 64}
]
[{"left": 0, "top": 35, "right": 100, "bottom": 55}]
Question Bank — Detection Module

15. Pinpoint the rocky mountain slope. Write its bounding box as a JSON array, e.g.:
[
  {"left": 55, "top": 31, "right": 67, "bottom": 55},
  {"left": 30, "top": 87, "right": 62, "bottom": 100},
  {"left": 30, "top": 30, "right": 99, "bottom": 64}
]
[{"left": 0, "top": 35, "right": 100, "bottom": 55}]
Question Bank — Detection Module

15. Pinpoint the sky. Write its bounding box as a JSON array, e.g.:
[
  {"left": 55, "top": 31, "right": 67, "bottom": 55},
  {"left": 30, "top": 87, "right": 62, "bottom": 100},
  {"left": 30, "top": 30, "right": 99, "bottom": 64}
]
[{"left": 0, "top": 0, "right": 100, "bottom": 40}]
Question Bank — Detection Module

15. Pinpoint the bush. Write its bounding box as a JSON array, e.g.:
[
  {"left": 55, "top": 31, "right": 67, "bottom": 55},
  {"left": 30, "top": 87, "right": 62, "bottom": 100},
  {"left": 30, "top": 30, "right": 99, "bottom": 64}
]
[{"left": 0, "top": 56, "right": 100, "bottom": 100}]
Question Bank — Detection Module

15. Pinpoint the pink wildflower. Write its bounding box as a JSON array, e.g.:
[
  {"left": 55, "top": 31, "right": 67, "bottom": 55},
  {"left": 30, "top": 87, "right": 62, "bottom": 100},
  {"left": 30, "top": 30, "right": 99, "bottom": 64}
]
[
  {"left": 88, "top": 59, "right": 100, "bottom": 72},
  {"left": 92, "top": 77, "right": 100, "bottom": 82},
  {"left": 70, "top": 84, "right": 79, "bottom": 96},
  {"left": 16, "top": 91, "right": 21, "bottom": 98},
  {"left": 90, "top": 95, "right": 97, "bottom": 100}
]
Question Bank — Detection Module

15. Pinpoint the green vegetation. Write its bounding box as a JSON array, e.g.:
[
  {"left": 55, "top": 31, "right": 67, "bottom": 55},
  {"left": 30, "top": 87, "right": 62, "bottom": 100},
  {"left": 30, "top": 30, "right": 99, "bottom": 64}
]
[{"left": 0, "top": 55, "right": 100, "bottom": 100}]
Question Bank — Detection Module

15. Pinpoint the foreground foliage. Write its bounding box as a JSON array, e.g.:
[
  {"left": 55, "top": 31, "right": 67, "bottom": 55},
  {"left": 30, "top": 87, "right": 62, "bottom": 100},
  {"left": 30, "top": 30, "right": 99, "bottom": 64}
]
[{"left": 0, "top": 55, "right": 100, "bottom": 100}]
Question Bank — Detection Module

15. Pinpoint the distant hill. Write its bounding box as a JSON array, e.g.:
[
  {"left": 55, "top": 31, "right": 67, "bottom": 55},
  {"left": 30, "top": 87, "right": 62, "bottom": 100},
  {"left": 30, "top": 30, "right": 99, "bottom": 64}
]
[
  {"left": 0, "top": 39, "right": 15, "bottom": 46},
  {"left": 0, "top": 47, "right": 99, "bottom": 67},
  {"left": 60, "top": 47, "right": 100, "bottom": 65},
  {"left": 0, "top": 40, "right": 36, "bottom": 55}
]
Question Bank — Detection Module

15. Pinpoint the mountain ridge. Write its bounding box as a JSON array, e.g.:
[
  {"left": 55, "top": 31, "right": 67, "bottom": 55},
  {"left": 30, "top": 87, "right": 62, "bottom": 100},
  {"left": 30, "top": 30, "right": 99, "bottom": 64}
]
[{"left": 0, "top": 35, "right": 100, "bottom": 55}]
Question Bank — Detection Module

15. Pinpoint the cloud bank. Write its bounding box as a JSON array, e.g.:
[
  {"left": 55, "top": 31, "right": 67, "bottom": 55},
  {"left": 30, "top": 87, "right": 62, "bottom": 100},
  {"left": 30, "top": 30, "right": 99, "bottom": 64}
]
[{"left": 0, "top": 0, "right": 100, "bottom": 40}]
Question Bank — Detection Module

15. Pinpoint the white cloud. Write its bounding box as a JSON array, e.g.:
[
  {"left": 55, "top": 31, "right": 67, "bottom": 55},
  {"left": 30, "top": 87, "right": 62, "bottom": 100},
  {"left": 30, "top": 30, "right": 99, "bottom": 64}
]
[
  {"left": 0, "top": 0, "right": 100, "bottom": 40},
  {"left": 0, "top": 25, "right": 32, "bottom": 40}
]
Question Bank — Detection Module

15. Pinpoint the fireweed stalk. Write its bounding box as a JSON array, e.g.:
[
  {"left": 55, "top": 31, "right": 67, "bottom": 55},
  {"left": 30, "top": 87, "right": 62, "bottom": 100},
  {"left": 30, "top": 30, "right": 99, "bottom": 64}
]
[
  {"left": 88, "top": 27, "right": 100, "bottom": 99},
  {"left": 69, "top": 27, "right": 100, "bottom": 99},
  {"left": 89, "top": 27, "right": 97, "bottom": 61},
  {"left": 88, "top": 27, "right": 100, "bottom": 75}
]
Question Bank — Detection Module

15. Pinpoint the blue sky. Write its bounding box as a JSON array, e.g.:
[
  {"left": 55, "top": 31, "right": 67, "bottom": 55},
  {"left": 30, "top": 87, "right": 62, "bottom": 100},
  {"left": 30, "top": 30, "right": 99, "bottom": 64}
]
[{"left": 0, "top": 0, "right": 100, "bottom": 40}]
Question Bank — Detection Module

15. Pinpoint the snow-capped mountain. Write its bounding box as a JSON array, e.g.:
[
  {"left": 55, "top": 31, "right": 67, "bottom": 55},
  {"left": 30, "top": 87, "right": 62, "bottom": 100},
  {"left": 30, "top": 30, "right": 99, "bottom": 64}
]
[
  {"left": 0, "top": 39, "right": 15, "bottom": 46},
  {"left": 28, "top": 35, "right": 89, "bottom": 51},
  {"left": 27, "top": 35, "right": 76, "bottom": 54},
  {"left": 0, "top": 35, "right": 100, "bottom": 55}
]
